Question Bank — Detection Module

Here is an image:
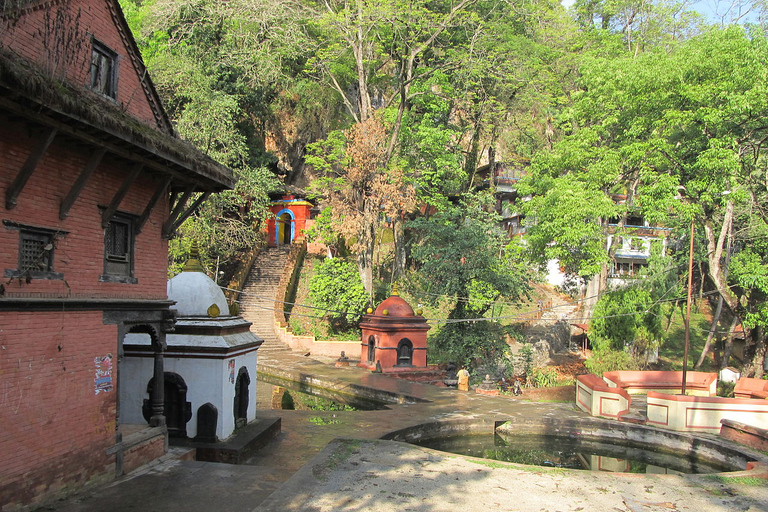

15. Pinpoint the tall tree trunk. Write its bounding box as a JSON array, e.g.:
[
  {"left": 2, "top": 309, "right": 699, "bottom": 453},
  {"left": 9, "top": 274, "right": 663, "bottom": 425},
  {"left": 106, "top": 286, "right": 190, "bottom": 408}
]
[
  {"left": 696, "top": 215, "right": 732, "bottom": 369},
  {"left": 695, "top": 294, "right": 723, "bottom": 369},
  {"left": 357, "top": 219, "right": 375, "bottom": 298},
  {"left": 392, "top": 215, "right": 407, "bottom": 282},
  {"left": 742, "top": 327, "right": 767, "bottom": 378},
  {"left": 704, "top": 201, "right": 739, "bottom": 315},
  {"left": 754, "top": 327, "right": 766, "bottom": 378},
  {"left": 721, "top": 315, "right": 739, "bottom": 370},
  {"left": 664, "top": 299, "right": 679, "bottom": 333}
]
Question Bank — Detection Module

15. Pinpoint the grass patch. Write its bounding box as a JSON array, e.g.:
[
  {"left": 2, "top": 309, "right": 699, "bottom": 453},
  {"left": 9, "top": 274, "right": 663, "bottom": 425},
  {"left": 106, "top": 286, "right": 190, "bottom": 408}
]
[
  {"left": 656, "top": 303, "right": 717, "bottom": 371},
  {"left": 309, "top": 416, "right": 340, "bottom": 425},
  {"left": 706, "top": 475, "right": 766, "bottom": 486},
  {"left": 313, "top": 440, "right": 362, "bottom": 482},
  {"left": 466, "top": 458, "right": 567, "bottom": 475}
]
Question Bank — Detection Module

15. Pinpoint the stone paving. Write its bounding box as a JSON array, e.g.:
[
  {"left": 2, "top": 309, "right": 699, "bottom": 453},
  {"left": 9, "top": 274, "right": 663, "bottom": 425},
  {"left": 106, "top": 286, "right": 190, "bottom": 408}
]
[{"left": 47, "top": 351, "right": 768, "bottom": 512}]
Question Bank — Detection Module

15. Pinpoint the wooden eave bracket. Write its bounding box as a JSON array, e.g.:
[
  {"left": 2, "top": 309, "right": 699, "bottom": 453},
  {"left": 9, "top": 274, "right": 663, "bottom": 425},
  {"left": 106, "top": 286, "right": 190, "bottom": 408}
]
[
  {"left": 161, "top": 191, "right": 211, "bottom": 239},
  {"left": 60, "top": 147, "right": 107, "bottom": 220},
  {"left": 101, "top": 163, "right": 143, "bottom": 228},
  {"left": 5, "top": 126, "right": 57, "bottom": 210},
  {"left": 135, "top": 177, "right": 171, "bottom": 235}
]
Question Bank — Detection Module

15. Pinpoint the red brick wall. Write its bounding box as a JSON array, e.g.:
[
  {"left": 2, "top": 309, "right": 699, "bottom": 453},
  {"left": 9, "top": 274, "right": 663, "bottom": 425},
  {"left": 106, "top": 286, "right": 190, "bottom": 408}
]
[
  {"left": 0, "top": 0, "right": 160, "bottom": 128},
  {"left": 0, "top": 312, "right": 118, "bottom": 509},
  {"left": 121, "top": 435, "right": 166, "bottom": 475},
  {"left": 0, "top": 117, "right": 169, "bottom": 299}
]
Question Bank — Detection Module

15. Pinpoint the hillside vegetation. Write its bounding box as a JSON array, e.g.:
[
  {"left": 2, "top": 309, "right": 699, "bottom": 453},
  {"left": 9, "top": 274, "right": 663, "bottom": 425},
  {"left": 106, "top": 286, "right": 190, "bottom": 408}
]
[{"left": 121, "top": 0, "right": 768, "bottom": 378}]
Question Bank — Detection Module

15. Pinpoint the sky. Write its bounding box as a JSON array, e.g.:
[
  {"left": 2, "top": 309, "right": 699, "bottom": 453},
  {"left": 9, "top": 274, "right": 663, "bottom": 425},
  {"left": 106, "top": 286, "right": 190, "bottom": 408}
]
[{"left": 559, "top": 0, "right": 761, "bottom": 25}]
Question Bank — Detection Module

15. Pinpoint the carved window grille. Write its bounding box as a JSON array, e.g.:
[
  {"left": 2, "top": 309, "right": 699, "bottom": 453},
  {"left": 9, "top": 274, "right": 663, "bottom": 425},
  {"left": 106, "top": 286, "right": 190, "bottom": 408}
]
[
  {"left": 2, "top": 221, "right": 64, "bottom": 280},
  {"left": 20, "top": 230, "right": 53, "bottom": 272},
  {"left": 90, "top": 40, "right": 118, "bottom": 99},
  {"left": 104, "top": 214, "right": 134, "bottom": 279}
]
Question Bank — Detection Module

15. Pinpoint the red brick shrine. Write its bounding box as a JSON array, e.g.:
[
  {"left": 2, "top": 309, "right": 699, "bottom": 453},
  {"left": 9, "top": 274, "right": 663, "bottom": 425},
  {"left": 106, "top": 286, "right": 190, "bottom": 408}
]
[{"left": 358, "top": 291, "right": 430, "bottom": 372}]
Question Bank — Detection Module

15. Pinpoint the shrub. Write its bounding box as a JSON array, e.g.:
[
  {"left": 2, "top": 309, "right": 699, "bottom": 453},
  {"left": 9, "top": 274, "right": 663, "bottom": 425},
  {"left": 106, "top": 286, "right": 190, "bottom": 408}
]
[
  {"left": 428, "top": 320, "right": 511, "bottom": 372},
  {"left": 530, "top": 367, "right": 559, "bottom": 388},
  {"left": 308, "top": 258, "right": 369, "bottom": 331},
  {"left": 584, "top": 348, "right": 642, "bottom": 375}
]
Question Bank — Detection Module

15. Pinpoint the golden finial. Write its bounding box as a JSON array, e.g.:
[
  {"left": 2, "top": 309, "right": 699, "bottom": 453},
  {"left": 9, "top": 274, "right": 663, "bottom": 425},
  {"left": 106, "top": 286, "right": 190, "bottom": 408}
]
[
  {"left": 391, "top": 283, "right": 400, "bottom": 296},
  {"left": 183, "top": 240, "right": 206, "bottom": 273}
]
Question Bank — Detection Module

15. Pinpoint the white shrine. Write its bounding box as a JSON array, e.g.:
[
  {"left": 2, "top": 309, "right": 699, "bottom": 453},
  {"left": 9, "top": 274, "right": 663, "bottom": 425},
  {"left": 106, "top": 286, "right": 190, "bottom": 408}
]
[{"left": 120, "top": 244, "right": 262, "bottom": 442}]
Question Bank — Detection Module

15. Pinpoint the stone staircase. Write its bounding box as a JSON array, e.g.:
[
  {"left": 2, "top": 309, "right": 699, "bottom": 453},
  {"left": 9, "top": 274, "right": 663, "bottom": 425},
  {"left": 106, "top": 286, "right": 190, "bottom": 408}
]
[
  {"left": 523, "top": 283, "right": 581, "bottom": 354},
  {"left": 239, "top": 246, "right": 292, "bottom": 353}
]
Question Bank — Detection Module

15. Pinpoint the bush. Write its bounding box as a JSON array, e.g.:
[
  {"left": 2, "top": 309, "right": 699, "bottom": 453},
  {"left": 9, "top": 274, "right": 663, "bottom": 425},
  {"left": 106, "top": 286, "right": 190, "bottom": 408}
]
[
  {"left": 308, "top": 258, "right": 369, "bottom": 331},
  {"left": 530, "top": 367, "right": 559, "bottom": 388},
  {"left": 428, "top": 321, "right": 512, "bottom": 372},
  {"left": 584, "top": 348, "right": 642, "bottom": 376},
  {"left": 717, "top": 381, "right": 735, "bottom": 398}
]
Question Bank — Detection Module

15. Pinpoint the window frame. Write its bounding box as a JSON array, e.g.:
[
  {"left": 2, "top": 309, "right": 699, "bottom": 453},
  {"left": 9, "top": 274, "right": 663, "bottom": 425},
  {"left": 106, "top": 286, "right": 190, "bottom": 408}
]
[
  {"left": 101, "top": 212, "right": 137, "bottom": 284},
  {"left": 90, "top": 38, "right": 119, "bottom": 100},
  {"left": 3, "top": 221, "right": 64, "bottom": 280}
]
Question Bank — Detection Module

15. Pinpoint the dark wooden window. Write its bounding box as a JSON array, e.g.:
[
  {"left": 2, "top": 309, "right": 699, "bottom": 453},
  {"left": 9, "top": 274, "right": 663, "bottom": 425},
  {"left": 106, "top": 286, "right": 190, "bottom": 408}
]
[
  {"left": 90, "top": 40, "right": 118, "bottom": 99},
  {"left": 102, "top": 213, "right": 136, "bottom": 283},
  {"left": 3, "top": 222, "right": 64, "bottom": 280}
]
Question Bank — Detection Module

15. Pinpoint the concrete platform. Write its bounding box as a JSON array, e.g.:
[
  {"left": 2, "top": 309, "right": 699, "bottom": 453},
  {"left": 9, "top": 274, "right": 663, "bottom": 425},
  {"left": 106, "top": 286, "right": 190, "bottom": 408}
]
[
  {"left": 173, "top": 417, "right": 282, "bottom": 464},
  {"left": 45, "top": 351, "right": 768, "bottom": 512}
]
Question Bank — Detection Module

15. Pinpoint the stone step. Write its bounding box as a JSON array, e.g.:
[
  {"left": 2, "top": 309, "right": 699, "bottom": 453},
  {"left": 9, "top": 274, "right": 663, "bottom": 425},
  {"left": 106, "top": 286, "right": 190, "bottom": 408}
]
[
  {"left": 237, "top": 246, "right": 295, "bottom": 353},
  {"left": 619, "top": 412, "right": 647, "bottom": 424}
]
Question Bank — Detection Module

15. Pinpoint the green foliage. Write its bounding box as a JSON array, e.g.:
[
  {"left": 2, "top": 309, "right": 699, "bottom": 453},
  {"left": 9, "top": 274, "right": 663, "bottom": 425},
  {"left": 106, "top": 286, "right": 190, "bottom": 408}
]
[
  {"left": 717, "top": 380, "right": 735, "bottom": 398},
  {"left": 589, "top": 285, "right": 663, "bottom": 353},
  {"left": 516, "top": 344, "right": 535, "bottom": 378},
  {"left": 409, "top": 193, "right": 533, "bottom": 369},
  {"left": 530, "top": 367, "right": 560, "bottom": 388},
  {"left": 584, "top": 348, "right": 641, "bottom": 375},
  {"left": 308, "top": 258, "right": 369, "bottom": 330},
  {"left": 409, "top": 193, "right": 533, "bottom": 310},
  {"left": 729, "top": 247, "right": 768, "bottom": 331},
  {"left": 428, "top": 321, "right": 512, "bottom": 372}
]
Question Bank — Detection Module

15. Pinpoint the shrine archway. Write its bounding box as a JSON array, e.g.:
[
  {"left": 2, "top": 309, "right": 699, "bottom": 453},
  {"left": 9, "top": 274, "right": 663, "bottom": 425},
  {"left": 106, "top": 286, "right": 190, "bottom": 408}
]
[{"left": 275, "top": 209, "right": 295, "bottom": 245}]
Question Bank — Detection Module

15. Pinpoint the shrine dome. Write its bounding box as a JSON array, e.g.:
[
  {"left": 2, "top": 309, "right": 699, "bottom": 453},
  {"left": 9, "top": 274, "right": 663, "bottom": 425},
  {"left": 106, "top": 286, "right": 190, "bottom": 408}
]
[
  {"left": 374, "top": 294, "right": 416, "bottom": 317},
  {"left": 167, "top": 245, "right": 229, "bottom": 318}
]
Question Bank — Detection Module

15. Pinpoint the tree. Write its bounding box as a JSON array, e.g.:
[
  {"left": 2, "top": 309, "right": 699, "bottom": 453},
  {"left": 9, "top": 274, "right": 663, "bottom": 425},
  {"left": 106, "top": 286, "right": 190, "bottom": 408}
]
[
  {"left": 408, "top": 193, "right": 533, "bottom": 367},
  {"left": 305, "top": 114, "right": 415, "bottom": 295},
  {"left": 522, "top": 27, "right": 768, "bottom": 373},
  {"left": 309, "top": 257, "right": 370, "bottom": 331},
  {"left": 121, "top": 0, "right": 312, "bottom": 270}
]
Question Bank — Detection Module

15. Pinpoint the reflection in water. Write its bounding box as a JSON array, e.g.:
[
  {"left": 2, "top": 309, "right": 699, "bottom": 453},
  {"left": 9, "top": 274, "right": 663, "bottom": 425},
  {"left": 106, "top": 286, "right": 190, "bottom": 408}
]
[
  {"left": 257, "top": 381, "right": 388, "bottom": 411},
  {"left": 413, "top": 433, "right": 730, "bottom": 474}
]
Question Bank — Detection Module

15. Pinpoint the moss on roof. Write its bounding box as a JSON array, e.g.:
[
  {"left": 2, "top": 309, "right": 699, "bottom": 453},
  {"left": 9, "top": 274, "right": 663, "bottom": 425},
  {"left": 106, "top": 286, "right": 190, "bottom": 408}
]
[{"left": 0, "top": 45, "right": 235, "bottom": 191}]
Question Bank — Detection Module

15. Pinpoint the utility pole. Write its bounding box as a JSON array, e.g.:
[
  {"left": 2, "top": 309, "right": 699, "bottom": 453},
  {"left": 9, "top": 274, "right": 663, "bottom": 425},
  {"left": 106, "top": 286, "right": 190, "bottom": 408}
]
[{"left": 682, "top": 217, "right": 694, "bottom": 395}]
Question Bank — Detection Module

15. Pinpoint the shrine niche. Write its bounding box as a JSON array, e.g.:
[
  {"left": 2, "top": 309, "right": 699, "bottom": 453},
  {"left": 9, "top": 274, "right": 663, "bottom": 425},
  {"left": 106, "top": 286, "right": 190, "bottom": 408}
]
[
  {"left": 358, "top": 291, "right": 430, "bottom": 372},
  {"left": 264, "top": 195, "right": 313, "bottom": 247}
]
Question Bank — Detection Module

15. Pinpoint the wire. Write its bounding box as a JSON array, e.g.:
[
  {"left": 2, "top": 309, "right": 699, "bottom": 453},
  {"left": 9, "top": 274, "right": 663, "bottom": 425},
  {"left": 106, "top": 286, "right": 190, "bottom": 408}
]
[{"left": 221, "top": 267, "right": 744, "bottom": 331}]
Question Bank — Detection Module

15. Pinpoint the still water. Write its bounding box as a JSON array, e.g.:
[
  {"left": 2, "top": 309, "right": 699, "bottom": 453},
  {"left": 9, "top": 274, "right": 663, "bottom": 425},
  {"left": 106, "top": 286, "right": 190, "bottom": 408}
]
[{"left": 414, "top": 433, "right": 731, "bottom": 474}]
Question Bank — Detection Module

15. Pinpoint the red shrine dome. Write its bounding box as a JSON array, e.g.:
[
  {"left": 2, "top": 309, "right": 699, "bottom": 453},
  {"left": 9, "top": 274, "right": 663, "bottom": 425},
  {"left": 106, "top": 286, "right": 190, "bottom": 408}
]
[
  {"left": 359, "top": 290, "right": 429, "bottom": 372},
  {"left": 374, "top": 295, "right": 415, "bottom": 317}
]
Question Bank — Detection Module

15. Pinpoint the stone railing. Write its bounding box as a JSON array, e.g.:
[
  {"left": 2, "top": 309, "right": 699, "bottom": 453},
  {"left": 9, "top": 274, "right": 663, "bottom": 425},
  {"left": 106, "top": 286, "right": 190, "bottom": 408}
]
[
  {"left": 720, "top": 419, "right": 768, "bottom": 453},
  {"left": 575, "top": 374, "right": 631, "bottom": 420},
  {"left": 602, "top": 370, "right": 717, "bottom": 397},
  {"left": 273, "top": 237, "right": 307, "bottom": 327},
  {"left": 270, "top": 240, "right": 362, "bottom": 359},
  {"left": 223, "top": 241, "right": 263, "bottom": 304},
  {"left": 646, "top": 392, "right": 768, "bottom": 432},
  {"left": 734, "top": 377, "right": 768, "bottom": 399}
]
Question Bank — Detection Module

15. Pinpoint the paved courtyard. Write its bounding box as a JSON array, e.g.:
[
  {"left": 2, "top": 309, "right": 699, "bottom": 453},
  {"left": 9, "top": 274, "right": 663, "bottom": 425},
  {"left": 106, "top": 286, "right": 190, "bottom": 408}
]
[{"left": 48, "top": 352, "right": 768, "bottom": 512}]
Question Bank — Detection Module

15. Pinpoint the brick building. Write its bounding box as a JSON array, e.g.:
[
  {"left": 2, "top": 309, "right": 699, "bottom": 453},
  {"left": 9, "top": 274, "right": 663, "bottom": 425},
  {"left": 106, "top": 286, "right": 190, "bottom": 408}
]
[{"left": 0, "top": 0, "right": 234, "bottom": 509}]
